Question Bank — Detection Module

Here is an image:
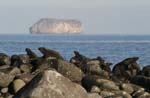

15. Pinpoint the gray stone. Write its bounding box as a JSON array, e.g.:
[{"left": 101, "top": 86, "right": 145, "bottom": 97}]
[
  {"left": 17, "top": 73, "right": 35, "bottom": 83},
  {"left": 20, "top": 64, "right": 32, "bottom": 73},
  {"left": 7, "top": 95, "right": 14, "bottom": 98},
  {"left": 88, "top": 93, "right": 102, "bottom": 98},
  {"left": 13, "top": 70, "right": 94, "bottom": 98},
  {"left": 82, "top": 75, "right": 119, "bottom": 91},
  {"left": 137, "top": 92, "right": 150, "bottom": 98},
  {"left": 120, "top": 83, "right": 134, "bottom": 94},
  {"left": 113, "top": 91, "right": 132, "bottom": 98},
  {"left": 57, "top": 59, "right": 84, "bottom": 82},
  {"left": 0, "top": 72, "right": 14, "bottom": 87},
  {"left": 96, "top": 79, "right": 119, "bottom": 90},
  {"left": 90, "top": 86, "right": 101, "bottom": 93},
  {"left": 86, "top": 60, "right": 103, "bottom": 75},
  {"left": 9, "top": 67, "right": 21, "bottom": 76},
  {"left": 100, "top": 91, "right": 115, "bottom": 97}
]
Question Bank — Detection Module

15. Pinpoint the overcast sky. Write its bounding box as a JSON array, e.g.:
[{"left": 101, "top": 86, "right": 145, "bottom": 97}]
[{"left": 0, "top": 0, "right": 150, "bottom": 35}]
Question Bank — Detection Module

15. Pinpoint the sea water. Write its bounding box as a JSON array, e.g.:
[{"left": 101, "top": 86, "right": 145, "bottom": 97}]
[{"left": 0, "top": 34, "right": 150, "bottom": 67}]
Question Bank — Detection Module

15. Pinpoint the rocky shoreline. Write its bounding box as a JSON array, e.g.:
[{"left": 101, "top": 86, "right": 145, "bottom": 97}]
[{"left": 0, "top": 47, "right": 149, "bottom": 98}]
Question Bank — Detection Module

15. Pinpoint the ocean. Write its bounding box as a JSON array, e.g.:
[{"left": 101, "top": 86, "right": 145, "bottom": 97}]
[{"left": 0, "top": 34, "right": 150, "bottom": 67}]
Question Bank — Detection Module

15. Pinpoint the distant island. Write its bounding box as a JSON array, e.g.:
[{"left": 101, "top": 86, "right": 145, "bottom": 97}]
[{"left": 30, "top": 18, "right": 84, "bottom": 34}]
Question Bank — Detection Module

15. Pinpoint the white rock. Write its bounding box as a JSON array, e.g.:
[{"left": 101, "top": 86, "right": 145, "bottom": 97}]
[{"left": 30, "top": 18, "right": 84, "bottom": 34}]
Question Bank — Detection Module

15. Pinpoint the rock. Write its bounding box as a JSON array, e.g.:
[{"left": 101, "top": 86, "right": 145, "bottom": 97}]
[
  {"left": 137, "top": 92, "right": 150, "bottom": 98},
  {"left": 86, "top": 60, "right": 102, "bottom": 75},
  {"left": 16, "top": 73, "right": 35, "bottom": 83},
  {"left": 112, "top": 57, "right": 141, "bottom": 79},
  {"left": 105, "top": 95, "right": 123, "bottom": 98},
  {"left": 100, "top": 91, "right": 115, "bottom": 97},
  {"left": 57, "top": 59, "right": 84, "bottom": 82},
  {"left": 7, "top": 95, "right": 13, "bottom": 98},
  {"left": 90, "top": 86, "right": 101, "bottom": 93},
  {"left": 30, "top": 18, "right": 83, "bottom": 34},
  {"left": 1, "top": 88, "right": 8, "bottom": 94},
  {"left": 120, "top": 83, "right": 134, "bottom": 94},
  {"left": 131, "top": 85, "right": 149, "bottom": 97},
  {"left": 86, "top": 60, "right": 110, "bottom": 78},
  {"left": 0, "top": 72, "right": 14, "bottom": 87},
  {"left": 141, "top": 65, "right": 150, "bottom": 77},
  {"left": 100, "top": 91, "right": 132, "bottom": 98},
  {"left": 96, "top": 79, "right": 119, "bottom": 91},
  {"left": 93, "top": 56, "right": 112, "bottom": 72},
  {"left": 38, "top": 47, "right": 63, "bottom": 59},
  {"left": 9, "top": 67, "right": 21, "bottom": 76},
  {"left": 13, "top": 79, "right": 26, "bottom": 93},
  {"left": 87, "top": 93, "right": 102, "bottom": 98},
  {"left": 3, "top": 93, "right": 13, "bottom": 98},
  {"left": 113, "top": 91, "right": 132, "bottom": 98},
  {"left": 0, "top": 67, "right": 21, "bottom": 76},
  {"left": 0, "top": 53, "right": 11, "bottom": 66},
  {"left": 82, "top": 75, "right": 119, "bottom": 91},
  {"left": 132, "top": 89, "right": 150, "bottom": 98},
  {"left": 13, "top": 70, "right": 95, "bottom": 98},
  {"left": 20, "top": 64, "right": 32, "bottom": 73}
]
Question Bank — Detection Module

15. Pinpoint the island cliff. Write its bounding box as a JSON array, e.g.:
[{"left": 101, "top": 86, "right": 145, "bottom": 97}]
[{"left": 30, "top": 18, "right": 84, "bottom": 34}]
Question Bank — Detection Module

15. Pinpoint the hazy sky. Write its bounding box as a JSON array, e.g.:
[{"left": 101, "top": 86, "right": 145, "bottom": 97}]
[{"left": 0, "top": 0, "right": 150, "bottom": 35}]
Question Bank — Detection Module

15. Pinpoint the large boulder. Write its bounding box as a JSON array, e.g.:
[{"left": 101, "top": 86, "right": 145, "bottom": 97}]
[
  {"left": 0, "top": 72, "right": 15, "bottom": 87},
  {"left": 13, "top": 70, "right": 101, "bottom": 98},
  {"left": 81, "top": 75, "right": 119, "bottom": 92},
  {"left": 92, "top": 56, "right": 112, "bottom": 72},
  {"left": 86, "top": 60, "right": 110, "bottom": 78},
  {"left": 57, "top": 59, "right": 84, "bottom": 82}
]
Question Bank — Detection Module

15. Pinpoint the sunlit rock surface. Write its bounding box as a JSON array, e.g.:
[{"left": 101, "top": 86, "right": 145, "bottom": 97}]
[
  {"left": 30, "top": 18, "right": 84, "bottom": 34},
  {"left": 13, "top": 70, "right": 100, "bottom": 98}
]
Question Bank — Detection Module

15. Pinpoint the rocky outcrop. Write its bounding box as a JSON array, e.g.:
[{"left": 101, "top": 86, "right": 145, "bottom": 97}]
[
  {"left": 30, "top": 18, "right": 84, "bottom": 34},
  {"left": 0, "top": 47, "right": 149, "bottom": 98}
]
